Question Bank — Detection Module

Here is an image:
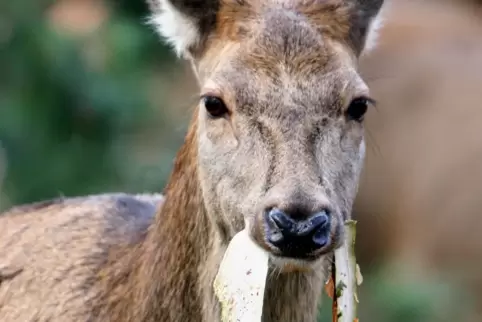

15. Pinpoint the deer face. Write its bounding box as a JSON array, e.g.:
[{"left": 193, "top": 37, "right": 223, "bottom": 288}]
[{"left": 149, "top": 0, "right": 385, "bottom": 266}]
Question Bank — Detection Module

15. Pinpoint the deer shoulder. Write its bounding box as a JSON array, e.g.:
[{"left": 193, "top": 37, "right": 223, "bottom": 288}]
[{"left": 0, "top": 193, "right": 163, "bottom": 321}]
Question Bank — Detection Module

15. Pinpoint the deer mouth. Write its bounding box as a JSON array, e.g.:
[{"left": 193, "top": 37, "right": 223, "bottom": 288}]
[{"left": 265, "top": 231, "right": 341, "bottom": 262}]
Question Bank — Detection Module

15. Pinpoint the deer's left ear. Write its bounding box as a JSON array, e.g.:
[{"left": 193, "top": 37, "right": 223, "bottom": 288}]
[
  {"left": 146, "top": 0, "right": 219, "bottom": 58},
  {"left": 347, "top": 0, "right": 387, "bottom": 55}
]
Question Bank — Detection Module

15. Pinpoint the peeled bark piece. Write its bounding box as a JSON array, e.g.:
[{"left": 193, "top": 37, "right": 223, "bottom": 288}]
[
  {"left": 332, "top": 220, "right": 361, "bottom": 322},
  {"left": 213, "top": 229, "right": 269, "bottom": 322}
]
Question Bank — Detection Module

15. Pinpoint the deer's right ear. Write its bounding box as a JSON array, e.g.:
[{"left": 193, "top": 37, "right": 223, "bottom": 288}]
[{"left": 147, "top": 0, "right": 219, "bottom": 58}]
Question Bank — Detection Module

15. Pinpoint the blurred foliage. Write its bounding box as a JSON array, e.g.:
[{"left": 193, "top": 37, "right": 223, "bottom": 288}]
[
  {"left": 318, "top": 265, "right": 473, "bottom": 322},
  {"left": 0, "top": 0, "right": 184, "bottom": 209}
]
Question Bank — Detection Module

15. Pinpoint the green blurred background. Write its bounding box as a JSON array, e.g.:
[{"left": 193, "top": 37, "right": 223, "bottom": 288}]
[
  {"left": 2, "top": 0, "right": 482, "bottom": 321},
  {"left": 0, "top": 0, "right": 191, "bottom": 208}
]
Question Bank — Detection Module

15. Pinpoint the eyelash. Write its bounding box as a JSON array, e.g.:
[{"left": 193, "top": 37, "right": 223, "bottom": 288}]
[
  {"left": 201, "top": 95, "right": 229, "bottom": 119},
  {"left": 345, "top": 97, "right": 376, "bottom": 122}
]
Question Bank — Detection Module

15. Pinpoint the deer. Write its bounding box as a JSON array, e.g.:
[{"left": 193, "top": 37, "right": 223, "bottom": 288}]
[{"left": 0, "top": 0, "right": 386, "bottom": 321}]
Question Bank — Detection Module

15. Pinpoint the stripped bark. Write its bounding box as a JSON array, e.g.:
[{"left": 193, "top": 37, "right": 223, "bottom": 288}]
[{"left": 327, "top": 220, "right": 362, "bottom": 322}]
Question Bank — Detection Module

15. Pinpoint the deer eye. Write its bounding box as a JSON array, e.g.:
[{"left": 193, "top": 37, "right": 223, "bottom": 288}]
[
  {"left": 202, "top": 96, "right": 229, "bottom": 118},
  {"left": 346, "top": 97, "right": 369, "bottom": 122}
]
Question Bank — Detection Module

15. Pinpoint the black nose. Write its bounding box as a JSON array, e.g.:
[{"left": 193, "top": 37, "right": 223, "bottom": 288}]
[{"left": 265, "top": 208, "right": 331, "bottom": 259}]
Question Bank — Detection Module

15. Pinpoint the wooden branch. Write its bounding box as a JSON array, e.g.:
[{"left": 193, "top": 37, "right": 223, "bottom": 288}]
[
  {"left": 213, "top": 229, "right": 269, "bottom": 322},
  {"left": 327, "top": 220, "right": 363, "bottom": 322}
]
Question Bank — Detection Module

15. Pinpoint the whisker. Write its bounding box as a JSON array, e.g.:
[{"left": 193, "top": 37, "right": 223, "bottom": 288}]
[{"left": 366, "top": 128, "right": 381, "bottom": 157}]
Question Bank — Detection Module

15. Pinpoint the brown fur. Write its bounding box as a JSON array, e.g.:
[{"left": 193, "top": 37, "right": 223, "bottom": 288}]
[{"left": 0, "top": 1, "right": 385, "bottom": 321}]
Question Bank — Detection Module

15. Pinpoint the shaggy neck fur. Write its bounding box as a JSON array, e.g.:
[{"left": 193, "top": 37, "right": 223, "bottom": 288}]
[
  {"left": 95, "top": 110, "right": 329, "bottom": 322},
  {"left": 94, "top": 112, "right": 209, "bottom": 321}
]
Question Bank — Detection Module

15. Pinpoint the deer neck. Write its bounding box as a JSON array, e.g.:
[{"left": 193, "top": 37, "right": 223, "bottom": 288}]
[{"left": 125, "top": 112, "right": 215, "bottom": 321}]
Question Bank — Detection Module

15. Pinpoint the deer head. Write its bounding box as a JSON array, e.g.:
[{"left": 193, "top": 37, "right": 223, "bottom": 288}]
[{"left": 147, "top": 0, "right": 385, "bottom": 267}]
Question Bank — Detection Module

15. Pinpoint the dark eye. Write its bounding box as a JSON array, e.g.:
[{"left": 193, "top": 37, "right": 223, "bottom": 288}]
[
  {"left": 202, "top": 96, "right": 229, "bottom": 118},
  {"left": 346, "top": 97, "right": 369, "bottom": 122}
]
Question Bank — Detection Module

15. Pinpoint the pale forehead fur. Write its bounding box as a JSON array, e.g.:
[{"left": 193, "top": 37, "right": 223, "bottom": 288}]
[{"left": 202, "top": 9, "right": 368, "bottom": 119}]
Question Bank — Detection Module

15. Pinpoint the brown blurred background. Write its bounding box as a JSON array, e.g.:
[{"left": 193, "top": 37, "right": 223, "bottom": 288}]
[{"left": 1, "top": 0, "right": 482, "bottom": 321}]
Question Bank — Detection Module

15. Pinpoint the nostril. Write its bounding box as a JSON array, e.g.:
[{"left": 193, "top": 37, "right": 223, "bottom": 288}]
[
  {"left": 296, "top": 211, "right": 329, "bottom": 236},
  {"left": 268, "top": 208, "right": 295, "bottom": 233},
  {"left": 313, "top": 227, "right": 329, "bottom": 248},
  {"left": 311, "top": 211, "right": 331, "bottom": 247}
]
